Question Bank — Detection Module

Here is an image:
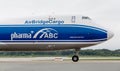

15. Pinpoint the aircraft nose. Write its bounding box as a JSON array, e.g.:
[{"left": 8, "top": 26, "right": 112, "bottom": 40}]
[{"left": 107, "top": 30, "right": 114, "bottom": 40}]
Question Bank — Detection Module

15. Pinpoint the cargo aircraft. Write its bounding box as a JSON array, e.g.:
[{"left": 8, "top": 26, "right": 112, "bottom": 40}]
[{"left": 0, "top": 15, "right": 114, "bottom": 62}]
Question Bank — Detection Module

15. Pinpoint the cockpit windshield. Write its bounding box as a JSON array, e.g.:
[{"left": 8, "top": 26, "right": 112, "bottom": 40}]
[{"left": 82, "top": 16, "right": 91, "bottom": 20}]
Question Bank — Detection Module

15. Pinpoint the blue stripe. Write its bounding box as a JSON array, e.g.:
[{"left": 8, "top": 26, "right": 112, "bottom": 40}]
[
  {"left": 0, "top": 24, "right": 107, "bottom": 41},
  {"left": 0, "top": 39, "right": 107, "bottom": 42},
  {"left": 0, "top": 24, "right": 107, "bottom": 32}
]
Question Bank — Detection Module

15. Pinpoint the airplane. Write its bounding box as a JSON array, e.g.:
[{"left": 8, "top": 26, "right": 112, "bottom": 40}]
[{"left": 0, "top": 15, "right": 114, "bottom": 62}]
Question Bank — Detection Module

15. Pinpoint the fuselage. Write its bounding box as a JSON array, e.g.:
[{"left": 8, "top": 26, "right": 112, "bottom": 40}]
[{"left": 0, "top": 15, "right": 114, "bottom": 51}]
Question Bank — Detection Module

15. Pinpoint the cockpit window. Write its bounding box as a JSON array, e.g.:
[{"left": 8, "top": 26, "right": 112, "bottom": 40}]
[{"left": 82, "top": 16, "right": 91, "bottom": 20}]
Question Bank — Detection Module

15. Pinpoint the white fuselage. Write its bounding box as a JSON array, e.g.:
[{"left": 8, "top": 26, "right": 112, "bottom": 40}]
[{"left": 0, "top": 15, "right": 114, "bottom": 51}]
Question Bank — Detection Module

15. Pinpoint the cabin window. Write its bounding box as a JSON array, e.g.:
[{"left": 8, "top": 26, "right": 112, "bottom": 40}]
[{"left": 82, "top": 16, "right": 91, "bottom": 20}]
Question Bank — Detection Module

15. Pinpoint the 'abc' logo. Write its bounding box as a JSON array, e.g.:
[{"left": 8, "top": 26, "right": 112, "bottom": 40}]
[{"left": 33, "top": 28, "right": 58, "bottom": 39}]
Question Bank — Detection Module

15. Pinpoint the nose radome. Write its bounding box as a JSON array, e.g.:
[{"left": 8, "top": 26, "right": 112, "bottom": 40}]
[{"left": 107, "top": 30, "right": 114, "bottom": 40}]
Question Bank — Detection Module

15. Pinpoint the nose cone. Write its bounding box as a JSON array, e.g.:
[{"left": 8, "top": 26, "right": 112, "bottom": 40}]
[{"left": 107, "top": 30, "right": 114, "bottom": 40}]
